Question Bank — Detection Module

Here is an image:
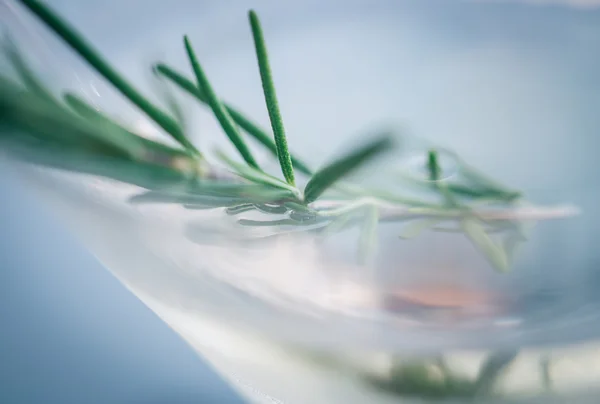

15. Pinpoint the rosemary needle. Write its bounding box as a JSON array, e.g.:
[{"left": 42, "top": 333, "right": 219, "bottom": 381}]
[
  {"left": 427, "top": 149, "right": 440, "bottom": 181},
  {"left": 304, "top": 134, "right": 394, "bottom": 203},
  {"left": 63, "top": 92, "right": 147, "bottom": 159},
  {"left": 358, "top": 204, "right": 379, "bottom": 266},
  {"left": 3, "top": 38, "right": 56, "bottom": 104},
  {"left": 461, "top": 217, "right": 510, "bottom": 273},
  {"left": 183, "top": 35, "right": 260, "bottom": 169},
  {"left": 248, "top": 10, "right": 296, "bottom": 186}
]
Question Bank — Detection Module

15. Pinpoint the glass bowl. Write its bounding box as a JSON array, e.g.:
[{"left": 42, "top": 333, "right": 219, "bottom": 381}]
[{"left": 2, "top": 1, "right": 600, "bottom": 403}]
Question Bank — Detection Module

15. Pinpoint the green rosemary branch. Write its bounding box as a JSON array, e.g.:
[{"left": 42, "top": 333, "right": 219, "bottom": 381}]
[
  {"left": 248, "top": 10, "right": 295, "bottom": 186},
  {"left": 17, "top": 0, "right": 200, "bottom": 156},
  {"left": 183, "top": 36, "right": 259, "bottom": 169},
  {"left": 1, "top": 2, "right": 579, "bottom": 276}
]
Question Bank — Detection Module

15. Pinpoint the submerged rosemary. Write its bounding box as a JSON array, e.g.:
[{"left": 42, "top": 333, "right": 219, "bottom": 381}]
[{"left": 1, "top": 0, "right": 578, "bottom": 273}]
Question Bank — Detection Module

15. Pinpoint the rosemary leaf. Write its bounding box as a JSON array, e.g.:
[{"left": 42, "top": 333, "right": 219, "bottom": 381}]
[
  {"left": 155, "top": 63, "right": 313, "bottom": 175},
  {"left": 225, "top": 204, "right": 256, "bottom": 215},
  {"left": 426, "top": 148, "right": 460, "bottom": 207},
  {"left": 151, "top": 70, "right": 187, "bottom": 134},
  {"left": 253, "top": 203, "right": 288, "bottom": 214},
  {"left": 238, "top": 218, "right": 309, "bottom": 227},
  {"left": 540, "top": 356, "right": 553, "bottom": 391},
  {"left": 2, "top": 83, "right": 128, "bottom": 157},
  {"left": 63, "top": 92, "right": 202, "bottom": 176},
  {"left": 502, "top": 226, "right": 528, "bottom": 264},
  {"left": 18, "top": 0, "right": 199, "bottom": 155},
  {"left": 451, "top": 184, "right": 520, "bottom": 202},
  {"left": 283, "top": 201, "right": 311, "bottom": 212},
  {"left": 248, "top": 10, "right": 295, "bottom": 186},
  {"left": 303, "top": 134, "right": 394, "bottom": 203},
  {"left": 397, "top": 171, "right": 519, "bottom": 202},
  {"left": 1, "top": 79, "right": 197, "bottom": 187},
  {"left": 1, "top": 138, "right": 186, "bottom": 190},
  {"left": 129, "top": 182, "right": 294, "bottom": 206},
  {"left": 461, "top": 217, "right": 510, "bottom": 273},
  {"left": 358, "top": 204, "right": 379, "bottom": 266},
  {"left": 3, "top": 38, "right": 56, "bottom": 104},
  {"left": 63, "top": 92, "right": 148, "bottom": 159},
  {"left": 432, "top": 225, "right": 504, "bottom": 234},
  {"left": 443, "top": 148, "right": 520, "bottom": 199},
  {"left": 338, "top": 182, "right": 441, "bottom": 208},
  {"left": 474, "top": 350, "right": 519, "bottom": 396},
  {"left": 183, "top": 36, "right": 259, "bottom": 169},
  {"left": 318, "top": 211, "right": 359, "bottom": 238},
  {"left": 130, "top": 192, "right": 249, "bottom": 207},
  {"left": 399, "top": 218, "right": 445, "bottom": 239},
  {"left": 427, "top": 149, "right": 440, "bottom": 181}
]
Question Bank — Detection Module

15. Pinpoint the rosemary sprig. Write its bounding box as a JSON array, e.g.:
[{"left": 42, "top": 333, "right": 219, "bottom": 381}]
[
  {"left": 248, "top": 10, "right": 295, "bottom": 186},
  {"left": 17, "top": 0, "right": 200, "bottom": 156},
  {"left": 183, "top": 36, "right": 259, "bottom": 169},
  {"left": 154, "top": 63, "right": 313, "bottom": 175},
  {"left": 2, "top": 2, "right": 579, "bottom": 277}
]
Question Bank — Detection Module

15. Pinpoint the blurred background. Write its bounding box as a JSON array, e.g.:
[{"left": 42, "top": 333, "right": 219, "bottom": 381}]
[{"left": 1, "top": 0, "right": 599, "bottom": 403}]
